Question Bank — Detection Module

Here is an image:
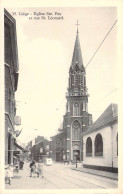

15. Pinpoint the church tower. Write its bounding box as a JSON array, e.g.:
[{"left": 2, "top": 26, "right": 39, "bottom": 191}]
[{"left": 63, "top": 23, "right": 92, "bottom": 161}]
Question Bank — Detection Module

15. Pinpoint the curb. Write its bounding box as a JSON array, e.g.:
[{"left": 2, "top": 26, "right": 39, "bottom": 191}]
[{"left": 71, "top": 168, "right": 118, "bottom": 180}]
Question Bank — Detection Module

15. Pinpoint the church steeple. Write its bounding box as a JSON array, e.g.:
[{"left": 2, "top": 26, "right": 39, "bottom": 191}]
[
  {"left": 64, "top": 23, "right": 92, "bottom": 162},
  {"left": 67, "top": 26, "right": 87, "bottom": 95},
  {"left": 71, "top": 31, "right": 84, "bottom": 70}
]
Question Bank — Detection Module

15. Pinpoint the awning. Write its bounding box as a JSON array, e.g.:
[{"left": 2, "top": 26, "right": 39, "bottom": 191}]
[
  {"left": 14, "top": 142, "right": 28, "bottom": 153},
  {"left": 14, "top": 150, "right": 22, "bottom": 157},
  {"left": 14, "top": 150, "right": 20, "bottom": 155}
]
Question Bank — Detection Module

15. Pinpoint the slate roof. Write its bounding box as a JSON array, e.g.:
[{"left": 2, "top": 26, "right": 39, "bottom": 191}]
[
  {"left": 71, "top": 31, "right": 84, "bottom": 69},
  {"left": 86, "top": 103, "right": 118, "bottom": 133}
]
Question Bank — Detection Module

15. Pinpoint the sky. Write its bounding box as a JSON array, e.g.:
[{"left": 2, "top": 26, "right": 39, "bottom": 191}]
[{"left": 6, "top": 7, "right": 118, "bottom": 144}]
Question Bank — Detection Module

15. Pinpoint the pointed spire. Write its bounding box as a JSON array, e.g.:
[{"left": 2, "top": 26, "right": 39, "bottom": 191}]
[
  {"left": 71, "top": 24, "right": 84, "bottom": 69},
  {"left": 76, "top": 20, "right": 79, "bottom": 33}
]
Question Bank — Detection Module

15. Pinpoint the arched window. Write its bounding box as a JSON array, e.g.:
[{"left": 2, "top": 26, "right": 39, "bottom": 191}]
[
  {"left": 80, "top": 76, "right": 84, "bottom": 87},
  {"left": 75, "top": 74, "right": 78, "bottom": 86},
  {"left": 74, "top": 128, "right": 78, "bottom": 139},
  {"left": 116, "top": 133, "right": 118, "bottom": 156},
  {"left": 95, "top": 133, "right": 103, "bottom": 156},
  {"left": 72, "top": 120, "right": 80, "bottom": 140},
  {"left": 86, "top": 137, "right": 92, "bottom": 156},
  {"left": 83, "top": 102, "right": 86, "bottom": 111},
  {"left": 56, "top": 139, "right": 61, "bottom": 151},
  {"left": 74, "top": 103, "right": 79, "bottom": 116},
  {"left": 71, "top": 75, "right": 74, "bottom": 85}
]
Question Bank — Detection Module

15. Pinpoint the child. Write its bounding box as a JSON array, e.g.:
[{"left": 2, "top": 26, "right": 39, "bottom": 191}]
[{"left": 5, "top": 164, "right": 13, "bottom": 185}]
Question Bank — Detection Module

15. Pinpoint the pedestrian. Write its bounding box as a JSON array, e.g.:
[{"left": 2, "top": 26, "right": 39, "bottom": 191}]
[
  {"left": 39, "top": 160, "right": 44, "bottom": 178},
  {"left": 5, "top": 164, "right": 13, "bottom": 185},
  {"left": 36, "top": 162, "right": 43, "bottom": 178},
  {"left": 29, "top": 161, "right": 36, "bottom": 177},
  {"left": 15, "top": 160, "right": 20, "bottom": 173},
  {"left": 20, "top": 160, "right": 24, "bottom": 170}
]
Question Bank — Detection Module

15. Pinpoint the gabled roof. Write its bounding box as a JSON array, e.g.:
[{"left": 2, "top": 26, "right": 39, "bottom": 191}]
[
  {"left": 86, "top": 103, "right": 118, "bottom": 133},
  {"left": 51, "top": 131, "right": 65, "bottom": 140},
  {"left": 71, "top": 31, "right": 84, "bottom": 70}
]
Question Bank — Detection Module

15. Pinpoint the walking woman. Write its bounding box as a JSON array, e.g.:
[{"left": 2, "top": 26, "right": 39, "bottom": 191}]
[{"left": 36, "top": 160, "right": 44, "bottom": 178}]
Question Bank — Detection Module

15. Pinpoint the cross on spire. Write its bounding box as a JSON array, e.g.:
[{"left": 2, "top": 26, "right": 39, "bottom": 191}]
[{"left": 75, "top": 20, "right": 80, "bottom": 33}]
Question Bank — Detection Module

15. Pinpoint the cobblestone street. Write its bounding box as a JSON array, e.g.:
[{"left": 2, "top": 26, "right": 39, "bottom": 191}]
[{"left": 5, "top": 162, "right": 118, "bottom": 189}]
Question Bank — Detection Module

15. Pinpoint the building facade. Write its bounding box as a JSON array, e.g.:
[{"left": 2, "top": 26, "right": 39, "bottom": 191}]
[
  {"left": 30, "top": 137, "right": 50, "bottom": 163},
  {"left": 83, "top": 103, "right": 118, "bottom": 172},
  {"left": 51, "top": 132, "right": 67, "bottom": 162},
  {"left": 4, "top": 9, "right": 19, "bottom": 165},
  {"left": 51, "top": 29, "right": 92, "bottom": 162}
]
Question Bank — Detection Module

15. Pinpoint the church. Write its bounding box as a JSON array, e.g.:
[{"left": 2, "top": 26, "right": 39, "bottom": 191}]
[
  {"left": 83, "top": 103, "right": 118, "bottom": 172},
  {"left": 51, "top": 26, "right": 93, "bottom": 162},
  {"left": 51, "top": 23, "right": 118, "bottom": 173}
]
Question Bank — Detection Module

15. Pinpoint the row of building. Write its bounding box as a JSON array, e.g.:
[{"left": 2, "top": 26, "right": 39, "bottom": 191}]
[
  {"left": 27, "top": 28, "right": 118, "bottom": 172},
  {"left": 4, "top": 9, "right": 27, "bottom": 165}
]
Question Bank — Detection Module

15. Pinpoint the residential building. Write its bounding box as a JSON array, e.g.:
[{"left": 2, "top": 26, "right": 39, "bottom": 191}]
[
  {"left": 4, "top": 9, "right": 20, "bottom": 165},
  {"left": 28, "top": 136, "right": 50, "bottom": 162}
]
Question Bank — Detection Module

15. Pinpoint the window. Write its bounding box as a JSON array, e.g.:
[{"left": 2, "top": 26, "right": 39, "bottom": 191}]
[
  {"left": 116, "top": 133, "right": 118, "bottom": 156},
  {"left": 74, "top": 128, "right": 79, "bottom": 139},
  {"left": 83, "top": 102, "right": 86, "bottom": 111},
  {"left": 74, "top": 103, "right": 80, "bottom": 116},
  {"left": 71, "top": 75, "right": 74, "bottom": 85},
  {"left": 75, "top": 75, "right": 78, "bottom": 86},
  {"left": 40, "top": 148, "right": 43, "bottom": 153},
  {"left": 46, "top": 145, "right": 49, "bottom": 150},
  {"left": 80, "top": 76, "right": 84, "bottom": 87},
  {"left": 72, "top": 120, "right": 80, "bottom": 140},
  {"left": 56, "top": 139, "right": 60, "bottom": 151},
  {"left": 95, "top": 133, "right": 103, "bottom": 156},
  {"left": 86, "top": 137, "right": 92, "bottom": 156}
]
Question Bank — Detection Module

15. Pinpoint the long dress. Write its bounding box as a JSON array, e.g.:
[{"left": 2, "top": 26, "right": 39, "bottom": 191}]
[
  {"left": 6, "top": 166, "right": 13, "bottom": 178},
  {"left": 37, "top": 163, "right": 44, "bottom": 177},
  {"left": 31, "top": 164, "right": 36, "bottom": 177}
]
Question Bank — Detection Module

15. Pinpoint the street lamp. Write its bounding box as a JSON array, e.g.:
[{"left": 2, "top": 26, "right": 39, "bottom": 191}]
[{"left": 74, "top": 151, "right": 78, "bottom": 168}]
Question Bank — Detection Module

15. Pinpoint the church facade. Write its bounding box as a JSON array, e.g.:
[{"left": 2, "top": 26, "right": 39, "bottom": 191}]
[{"left": 51, "top": 29, "right": 92, "bottom": 162}]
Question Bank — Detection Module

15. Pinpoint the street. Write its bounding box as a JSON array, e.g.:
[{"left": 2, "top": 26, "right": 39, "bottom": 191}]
[{"left": 5, "top": 162, "right": 118, "bottom": 189}]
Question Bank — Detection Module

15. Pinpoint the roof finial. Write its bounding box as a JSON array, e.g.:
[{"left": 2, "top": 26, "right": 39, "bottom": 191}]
[{"left": 75, "top": 20, "right": 80, "bottom": 33}]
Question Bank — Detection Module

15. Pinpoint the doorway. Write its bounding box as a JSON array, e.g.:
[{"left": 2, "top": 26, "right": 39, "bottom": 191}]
[
  {"left": 56, "top": 153, "right": 61, "bottom": 162},
  {"left": 73, "top": 150, "right": 80, "bottom": 161}
]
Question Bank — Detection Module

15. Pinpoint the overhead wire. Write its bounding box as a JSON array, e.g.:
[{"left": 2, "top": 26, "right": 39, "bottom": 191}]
[
  {"left": 85, "top": 20, "right": 117, "bottom": 69},
  {"left": 90, "top": 87, "right": 118, "bottom": 108},
  {"left": 56, "top": 20, "right": 117, "bottom": 112}
]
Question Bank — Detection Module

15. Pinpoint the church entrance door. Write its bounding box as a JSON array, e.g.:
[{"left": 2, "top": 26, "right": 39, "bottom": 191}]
[
  {"left": 56, "top": 152, "right": 61, "bottom": 162},
  {"left": 73, "top": 150, "right": 80, "bottom": 161}
]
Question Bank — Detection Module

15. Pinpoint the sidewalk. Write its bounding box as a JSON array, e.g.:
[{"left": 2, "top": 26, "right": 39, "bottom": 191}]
[
  {"left": 5, "top": 162, "right": 55, "bottom": 189},
  {"left": 71, "top": 165, "right": 118, "bottom": 180}
]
